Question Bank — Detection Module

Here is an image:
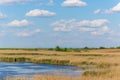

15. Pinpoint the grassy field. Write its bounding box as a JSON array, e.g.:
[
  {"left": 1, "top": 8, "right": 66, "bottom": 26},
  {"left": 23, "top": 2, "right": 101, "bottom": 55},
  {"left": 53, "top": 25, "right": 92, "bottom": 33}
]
[{"left": 0, "top": 49, "right": 119, "bottom": 80}]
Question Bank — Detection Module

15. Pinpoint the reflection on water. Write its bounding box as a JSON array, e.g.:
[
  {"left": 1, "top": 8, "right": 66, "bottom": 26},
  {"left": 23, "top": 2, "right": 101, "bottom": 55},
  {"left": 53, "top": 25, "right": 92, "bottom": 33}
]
[{"left": 0, "top": 62, "right": 82, "bottom": 78}]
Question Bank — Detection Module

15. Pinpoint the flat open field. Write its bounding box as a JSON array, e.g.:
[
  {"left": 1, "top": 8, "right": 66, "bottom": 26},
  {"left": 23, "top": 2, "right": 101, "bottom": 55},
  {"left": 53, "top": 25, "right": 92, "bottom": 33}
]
[{"left": 0, "top": 49, "right": 120, "bottom": 80}]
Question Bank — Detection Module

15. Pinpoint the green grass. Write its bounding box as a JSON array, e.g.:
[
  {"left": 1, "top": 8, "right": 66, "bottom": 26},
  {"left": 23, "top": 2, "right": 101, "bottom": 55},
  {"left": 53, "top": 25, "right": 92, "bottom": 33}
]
[
  {"left": 2, "top": 53, "right": 61, "bottom": 56},
  {"left": 0, "top": 57, "right": 70, "bottom": 65},
  {"left": 73, "top": 54, "right": 108, "bottom": 57},
  {"left": 83, "top": 70, "right": 110, "bottom": 76}
]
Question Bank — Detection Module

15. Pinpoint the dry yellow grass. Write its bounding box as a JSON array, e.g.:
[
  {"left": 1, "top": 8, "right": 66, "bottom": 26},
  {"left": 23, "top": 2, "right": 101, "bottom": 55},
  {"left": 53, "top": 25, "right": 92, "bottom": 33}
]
[{"left": 0, "top": 49, "right": 119, "bottom": 80}]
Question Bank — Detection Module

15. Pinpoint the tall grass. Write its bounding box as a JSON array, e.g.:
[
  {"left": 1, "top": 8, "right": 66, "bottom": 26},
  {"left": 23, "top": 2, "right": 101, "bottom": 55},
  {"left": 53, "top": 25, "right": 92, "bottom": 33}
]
[{"left": 0, "top": 49, "right": 119, "bottom": 80}]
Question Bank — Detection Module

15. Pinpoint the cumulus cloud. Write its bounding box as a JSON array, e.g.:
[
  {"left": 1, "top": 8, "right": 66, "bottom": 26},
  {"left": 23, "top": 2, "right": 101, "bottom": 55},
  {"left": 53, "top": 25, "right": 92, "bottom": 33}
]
[
  {"left": 79, "top": 27, "right": 96, "bottom": 32},
  {"left": 52, "top": 19, "right": 76, "bottom": 32},
  {"left": 52, "top": 19, "right": 110, "bottom": 35},
  {"left": 91, "top": 26, "right": 109, "bottom": 35},
  {"left": 5, "top": 19, "right": 31, "bottom": 27},
  {"left": 0, "top": 12, "right": 7, "bottom": 19},
  {"left": 77, "top": 19, "right": 109, "bottom": 27},
  {"left": 16, "top": 29, "right": 41, "bottom": 37},
  {"left": 78, "top": 19, "right": 110, "bottom": 35},
  {"left": 26, "top": 9, "right": 56, "bottom": 17},
  {"left": 96, "top": 3, "right": 120, "bottom": 14},
  {"left": 0, "top": 0, "right": 34, "bottom": 5},
  {"left": 111, "top": 3, "right": 120, "bottom": 12},
  {"left": 62, "top": 0, "right": 87, "bottom": 7}
]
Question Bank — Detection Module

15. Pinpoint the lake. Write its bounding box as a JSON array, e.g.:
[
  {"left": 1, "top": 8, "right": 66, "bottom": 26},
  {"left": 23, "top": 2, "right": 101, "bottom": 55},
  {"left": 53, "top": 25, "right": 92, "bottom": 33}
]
[{"left": 0, "top": 62, "right": 82, "bottom": 79}]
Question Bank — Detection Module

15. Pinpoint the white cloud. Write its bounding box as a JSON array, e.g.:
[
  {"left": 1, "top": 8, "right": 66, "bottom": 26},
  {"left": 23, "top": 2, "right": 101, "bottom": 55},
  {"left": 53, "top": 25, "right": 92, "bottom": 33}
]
[
  {"left": 79, "top": 27, "right": 96, "bottom": 32},
  {"left": 0, "top": 0, "right": 34, "bottom": 5},
  {"left": 52, "top": 19, "right": 110, "bottom": 35},
  {"left": 0, "top": 12, "right": 7, "bottom": 19},
  {"left": 94, "top": 9, "right": 101, "bottom": 14},
  {"left": 26, "top": 9, "right": 56, "bottom": 17},
  {"left": 78, "top": 19, "right": 110, "bottom": 35},
  {"left": 16, "top": 29, "right": 41, "bottom": 37},
  {"left": 111, "top": 3, "right": 120, "bottom": 12},
  {"left": 97, "top": 3, "right": 120, "bottom": 14},
  {"left": 77, "top": 19, "right": 109, "bottom": 27},
  {"left": 62, "top": 0, "right": 87, "bottom": 7},
  {"left": 34, "top": 29, "right": 41, "bottom": 33},
  {"left": 5, "top": 19, "right": 31, "bottom": 27},
  {"left": 17, "top": 31, "right": 32, "bottom": 37},
  {"left": 52, "top": 19, "right": 76, "bottom": 32},
  {"left": 91, "top": 26, "right": 109, "bottom": 35},
  {"left": 47, "top": 0, "right": 54, "bottom": 6}
]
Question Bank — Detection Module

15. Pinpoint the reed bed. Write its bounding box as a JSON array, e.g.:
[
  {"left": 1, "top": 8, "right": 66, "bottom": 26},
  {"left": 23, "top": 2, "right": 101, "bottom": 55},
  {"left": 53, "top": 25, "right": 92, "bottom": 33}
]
[{"left": 0, "top": 49, "right": 119, "bottom": 80}]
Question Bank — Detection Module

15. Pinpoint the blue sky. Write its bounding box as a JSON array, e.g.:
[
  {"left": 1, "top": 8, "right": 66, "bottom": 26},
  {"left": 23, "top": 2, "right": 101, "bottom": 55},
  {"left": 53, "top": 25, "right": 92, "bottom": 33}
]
[{"left": 0, "top": 0, "right": 120, "bottom": 48}]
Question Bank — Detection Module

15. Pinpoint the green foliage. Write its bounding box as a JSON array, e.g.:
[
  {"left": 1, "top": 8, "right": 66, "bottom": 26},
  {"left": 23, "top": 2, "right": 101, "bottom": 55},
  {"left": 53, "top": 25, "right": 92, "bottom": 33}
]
[
  {"left": 84, "top": 46, "right": 89, "bottom": 49},
  {"left": 0, "top": 57, "right": 70, "bottom": 66},
  {"left": 64, "top": 48, "right": 68, "bottom": 52},
  {"left": 83, "top": 70, "right": 110, "bottom": 76},
  {"left": 0, "top": 45, "right": 119, "bottom": 52},
  {"left": 55, "top": 46, "right": 61, "bottom": 51},
  {"left": 99, "top": 46, "right": 106, "bottom": 49},
  {"left": 97, "top": 63, "right": 111, "bottom": 68},
  {"left": 79, "top": 61, "right": 97, "bottom": 65},
  {"left": 116, "top": 46, "right": 120, "bottom": 49},
  {"left": 73, "top": 54, "right": 107, "bottom": 57},
  {"left": 0, "top": 57, "right": 31, "bottom": 63}
]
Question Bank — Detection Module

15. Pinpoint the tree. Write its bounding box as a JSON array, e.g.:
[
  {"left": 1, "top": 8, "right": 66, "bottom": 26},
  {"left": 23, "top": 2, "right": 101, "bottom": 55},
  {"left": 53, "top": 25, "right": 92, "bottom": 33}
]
[
  {"left": 84, "top": 46, "right": 89, "bottom": 49},
  {"left": 99, "top": 46, "right": 106, "bottom": 49},
  {"left": 55, "top": 46, "right": 61, "bottom": 51},
  {"left": 64, "top": 48, "right": 68, "bottom": 52},
  {"left": 116, "top": 46, "right": 120, "bottom": 49}
]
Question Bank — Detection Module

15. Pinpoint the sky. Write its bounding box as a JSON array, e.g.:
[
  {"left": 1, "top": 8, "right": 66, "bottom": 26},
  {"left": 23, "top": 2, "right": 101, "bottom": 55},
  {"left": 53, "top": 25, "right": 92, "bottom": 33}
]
[{"left": 0, "top": 0, "right": 120, "bottom": 48}]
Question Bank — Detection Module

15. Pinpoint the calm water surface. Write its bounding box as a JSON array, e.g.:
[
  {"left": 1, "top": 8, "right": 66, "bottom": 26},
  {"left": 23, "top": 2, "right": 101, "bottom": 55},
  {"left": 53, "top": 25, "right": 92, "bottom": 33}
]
[{"left": 0, "top": 62, "right": 82, "bottom": 79}]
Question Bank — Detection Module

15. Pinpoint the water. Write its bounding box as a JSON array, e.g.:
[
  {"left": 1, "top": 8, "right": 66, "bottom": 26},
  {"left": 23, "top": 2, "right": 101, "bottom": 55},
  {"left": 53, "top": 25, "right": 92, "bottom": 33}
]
[{"left": 0, "top": 62, "right": 82, "bottom": 79}]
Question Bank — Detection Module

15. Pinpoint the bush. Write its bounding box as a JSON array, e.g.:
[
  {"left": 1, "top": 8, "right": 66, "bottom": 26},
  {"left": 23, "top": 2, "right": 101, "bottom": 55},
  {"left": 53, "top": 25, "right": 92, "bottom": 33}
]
[
  {"left": 83, "top": 70, "right": 110, "bottom": 76},
  {"left": 99, "top": 46, "right": 106, "bottom": 49},
  {"left": 55, "top": 46, "right": 61, "bottom": 51}
]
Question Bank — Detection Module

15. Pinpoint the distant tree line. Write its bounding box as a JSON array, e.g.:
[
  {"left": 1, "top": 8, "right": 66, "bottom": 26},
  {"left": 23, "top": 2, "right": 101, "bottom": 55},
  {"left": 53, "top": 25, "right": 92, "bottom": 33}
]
[
  {"left": 47, "top": 46, "right": 120, "bottom": 52},
  {"left": 0, "top": 46, "right": 120, "bottom": 52}
]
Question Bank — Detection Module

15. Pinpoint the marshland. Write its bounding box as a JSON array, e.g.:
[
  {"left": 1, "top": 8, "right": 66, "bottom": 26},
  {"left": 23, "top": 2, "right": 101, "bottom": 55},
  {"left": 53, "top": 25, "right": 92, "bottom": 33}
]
[
  {"left": 1, "top": 0, "right": 120, "bottom": 80},
  {"left": 0, "top": 47, "right": 119, "bottom": 80}
]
